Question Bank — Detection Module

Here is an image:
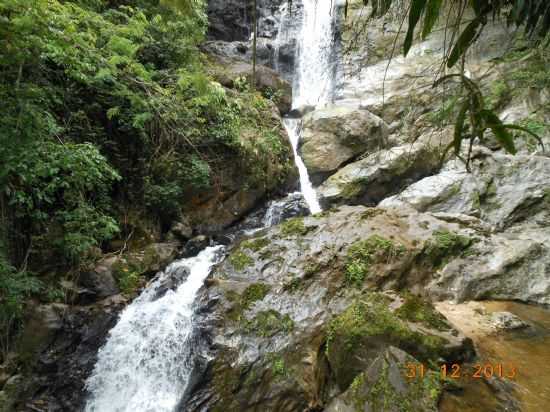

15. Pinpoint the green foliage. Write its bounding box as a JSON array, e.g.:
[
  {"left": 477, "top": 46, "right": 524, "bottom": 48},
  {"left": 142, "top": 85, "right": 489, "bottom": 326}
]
[
  {"left": 243, "top": 309, "right": 294, "bottom": 337},
  {"left": 280, "top": 218, "right": 309, "bottom": 237},
  {"left": 423, "top": 229, "right": 472, "bottom": 268},
  {"left": 433, "top": 74, "right": 545, "bottom": 168},
  {"left": 229, "top": 249, "right": 253, "bottom": 271},
  {"left": 0, "top": 247, "right": 42, "bottom": 356},
  {"left": 5, "top": 141, "right": 120, "bottom": 262},
  {"left": 345, "top": 236, "right": 405, "bottom": 287}
]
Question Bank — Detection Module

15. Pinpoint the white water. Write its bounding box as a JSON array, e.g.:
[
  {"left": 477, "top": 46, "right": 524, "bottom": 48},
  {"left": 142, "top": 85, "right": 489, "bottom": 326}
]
[
  {"left": 294, "top": 0, "right": 338, "bottom": 109},
  {"left": 283, "top": 119, "right": 322, "bottom": 214},
  {"left": 274, "top": 0, "right": 338, "bottom": 213},
  {"left": 84, "top": 246, "right": 224, "bottom": 412}
]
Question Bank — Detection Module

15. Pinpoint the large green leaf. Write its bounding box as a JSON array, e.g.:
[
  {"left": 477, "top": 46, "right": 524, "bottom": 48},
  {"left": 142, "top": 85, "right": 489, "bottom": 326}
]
[
  {"left": 453, "top": 99, "right": 469, "bottom": 154},
  {"left": 479, "top": 110, "right": 517, "bottom": 154},
  {"left": 447, "top": 17, "right": 483, "bottom": 68},
  {"left": 421, "top": 0, "right": 443, "bottom": 39},
  {"left": 404, "top": 0, "right": 427, "bottom": 56}
]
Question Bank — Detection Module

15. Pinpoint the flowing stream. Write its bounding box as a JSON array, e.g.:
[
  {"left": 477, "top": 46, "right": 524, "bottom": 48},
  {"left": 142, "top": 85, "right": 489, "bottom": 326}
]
[
  {"left": 84, "top": 1, "right": 338, "bottom": 410},
  {"left": 84, "top": 247, "right": 224, "bottom": 412}
]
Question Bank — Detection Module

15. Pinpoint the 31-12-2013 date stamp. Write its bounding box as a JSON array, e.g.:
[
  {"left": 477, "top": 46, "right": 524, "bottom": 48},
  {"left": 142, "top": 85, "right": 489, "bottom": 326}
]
[{"left": 404, "top": 363, "right": 518, "bottom": 380}]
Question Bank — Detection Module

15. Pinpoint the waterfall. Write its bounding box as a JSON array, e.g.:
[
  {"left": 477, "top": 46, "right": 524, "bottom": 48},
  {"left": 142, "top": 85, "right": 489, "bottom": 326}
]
[
  {"left": 294, "top": 0, "right": 338, "bottom": 109},
  {"left": 84, "top": 246, "right": 224, "bottom": 412},
  {"left": 84, "top": 2, "right": 340, "bottom": 410},
  {"left": 283, "top": 118, "right": 322, "bottom": 214},
  {"left": 274, "top": 0, "right": 339, "bottom": 213}
]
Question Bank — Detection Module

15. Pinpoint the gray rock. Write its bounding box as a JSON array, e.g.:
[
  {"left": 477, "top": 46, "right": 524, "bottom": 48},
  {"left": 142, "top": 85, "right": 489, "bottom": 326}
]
[
  {"left": 300, "top": 106, "right": 389, "bottom": 183},
  {"left": 78, "top": 256, "right": 120, "bottom": 301},
  {"left": 317, "top": 131, "right": 451, "bottom": 208},
  {"left": 489, "top": 312, "right": 529, "bottom": 331},
  {"left": 169, "top": 218, "right": 193, "bottom": 241}
]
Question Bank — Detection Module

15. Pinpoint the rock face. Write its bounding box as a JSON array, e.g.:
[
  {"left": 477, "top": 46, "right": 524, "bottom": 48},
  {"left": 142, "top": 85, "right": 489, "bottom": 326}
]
[
  {"left": 182, "top": 206, "right": 481, "bottom": 411},
  {"left": 317, "top": 131, "right": 451, "bottom": 208},
  {"left": 299, "top": 106, "right": 389, "bottom": 183},
  {"left": 208, "top": 59, "right": 293, "bottom": 114},
  {"left": 0, "top": 296, "right": 127, "bottom": 411},
  {"left": 206, "top": 0, "right": 301, "bottom": 80}
]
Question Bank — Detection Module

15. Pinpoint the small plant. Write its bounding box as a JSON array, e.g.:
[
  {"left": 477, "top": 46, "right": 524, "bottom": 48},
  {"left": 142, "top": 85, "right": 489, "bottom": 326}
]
[
  {"left": 229, "top": 249, "right": 253, "bottom": 271},
  {"left": 344, "top": 236, "right": 405, "bottom": 287},
  {"left": 280, "top": 217, "right": 310, "bottom": 237},
  {"left": 241, "top": 283, "right": 271, "bottom": 310},
  {"left": 241, "top": 237, "right": 270, "bottom": 252}
]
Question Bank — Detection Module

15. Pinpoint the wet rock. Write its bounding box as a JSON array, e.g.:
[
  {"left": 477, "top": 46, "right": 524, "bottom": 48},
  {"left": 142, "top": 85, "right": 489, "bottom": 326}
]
[
  {"left": 183, "top": 206, "right": 477, "bottom": 411},
  {"left": 4, "top": 295, "right": 127, "bottom": 411},
  {"left": 489, "top": 312, "right": 529, "bottom": 331},
  {"left": 182, "top": 235, "right": 210, "bottom": 258},
  {"left": 325, "top": 347, "right": 440, "bottom": 412},
  {"left": 300, "top": 106, "right": 389, "bottom": 184},
  {"left": 150, "top": 266, "right": 191, "bottom": 301},
  {"left": 78, "top": 256, "right": 120, "bottom": 302},
  {"left": 317, "top": 130, "right": 451, "bottom": 208},
  {"left": 169, "top": 218, "right": 193, "bottom": 241}
]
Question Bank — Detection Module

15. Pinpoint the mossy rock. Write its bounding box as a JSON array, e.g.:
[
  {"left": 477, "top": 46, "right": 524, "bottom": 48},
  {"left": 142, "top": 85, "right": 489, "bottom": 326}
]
[
  {"left": 243, "top": 309, "right": 294, "bottom": 338},
  {"left": 329, "top": 347, "right": 442, "bottom": 412},
  {"left": 423, "top": 229, "right": 473, "bottom": 268},
  {"left": 345, "top": 235, "right": 406, "bottom": 287},
  {"left": 279, "top": 217, "right": 313, "bottom": 237},
  {"left": 396, "top": 293, "right": 451, "bottom": 331},
  {"left": 325, "top": 293, "right": 449, "bottom": 390},
  {"left": 229, "top": 249, "right": 253, "bottom": 271}
]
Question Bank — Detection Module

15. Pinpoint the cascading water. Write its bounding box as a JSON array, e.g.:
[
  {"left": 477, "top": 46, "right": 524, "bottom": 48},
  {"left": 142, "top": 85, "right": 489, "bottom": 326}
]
[
  {"left": 84, "top": 2, "right": 339, "bottom": 411},
  {"left": 277, "top": 0, "right": 339, "bottom": 214},
  {"left": 283, "top": 119, "right": 322, "bottom": 213},
  {"left": 294, "top": 0, "right": 338, "bottom": 108},
  {"left": 84, "top": 246, "right": 224, "bottom": 412}
]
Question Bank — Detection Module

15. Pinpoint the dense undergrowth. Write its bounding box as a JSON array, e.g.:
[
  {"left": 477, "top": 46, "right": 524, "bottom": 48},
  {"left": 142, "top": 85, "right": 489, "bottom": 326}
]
[{"left": 0, "top": 0, "right": 292, "bottom": 349}]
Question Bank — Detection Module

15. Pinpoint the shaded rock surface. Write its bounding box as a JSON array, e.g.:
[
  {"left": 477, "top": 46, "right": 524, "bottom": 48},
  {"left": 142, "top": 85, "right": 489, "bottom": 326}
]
[
  {"left": 300, "top": 106, "right": 389, "bottom": 183},
  {"left": 182, "top": 206, "right": 482, "bottom": 411}
]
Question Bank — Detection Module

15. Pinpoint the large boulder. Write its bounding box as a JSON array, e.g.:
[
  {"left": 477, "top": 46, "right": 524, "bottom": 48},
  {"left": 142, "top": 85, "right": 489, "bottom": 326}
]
[
  {"left": 299, "top": 106, "right": 389, "bottom": 184},
  {"left": 317, "top": 130, "right": 451, "bottom": 208},
  {"left": 182, "top": 206, "right": 481, "bottom": 411},
  {"left": 380, "top": 148, "right": 550, "bottom": 231}
]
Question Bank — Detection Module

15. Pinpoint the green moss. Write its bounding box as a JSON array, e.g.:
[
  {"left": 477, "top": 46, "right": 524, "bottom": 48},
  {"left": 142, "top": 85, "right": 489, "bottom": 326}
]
[
  {"left": 326, "top": 293, "right": 449, "bottom": 389},
  {"left": 283, "top": 277, "right": 302, "bottom": 293},
  {"left": 304, "top": 262, "right": 321, "bottom": 277},
  {"left": 423, "top": 229, "right": 472, "bottom": 268},
  {"left": 280, "top": 217, "right": 310, "bottom": 237},
  {"left": 241, "top": 283, "right": 271, "bottom": 309},
  {"left": 227, "top": 283, "right": 270, "bottom": 322},
  {"left": 241, "top": 237, "right": 270, "bottom": 252},
  {"left": 229, "top": 249, "right": 253, "bottom": 271},
  {"left": 396, "top": 293, "right": 451, "bottom": 331},
  {"left": 270, "top": 355, "right": 288, "bottom": 380},
  {"left": 244, "top": 309, "right": 294, "bottom": 337},
  {"left": 340, "top": 179, "right": 367, "bottom": 200},
  {"left": 345, "top": 236, "right": 406, "bottom": 287}
]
